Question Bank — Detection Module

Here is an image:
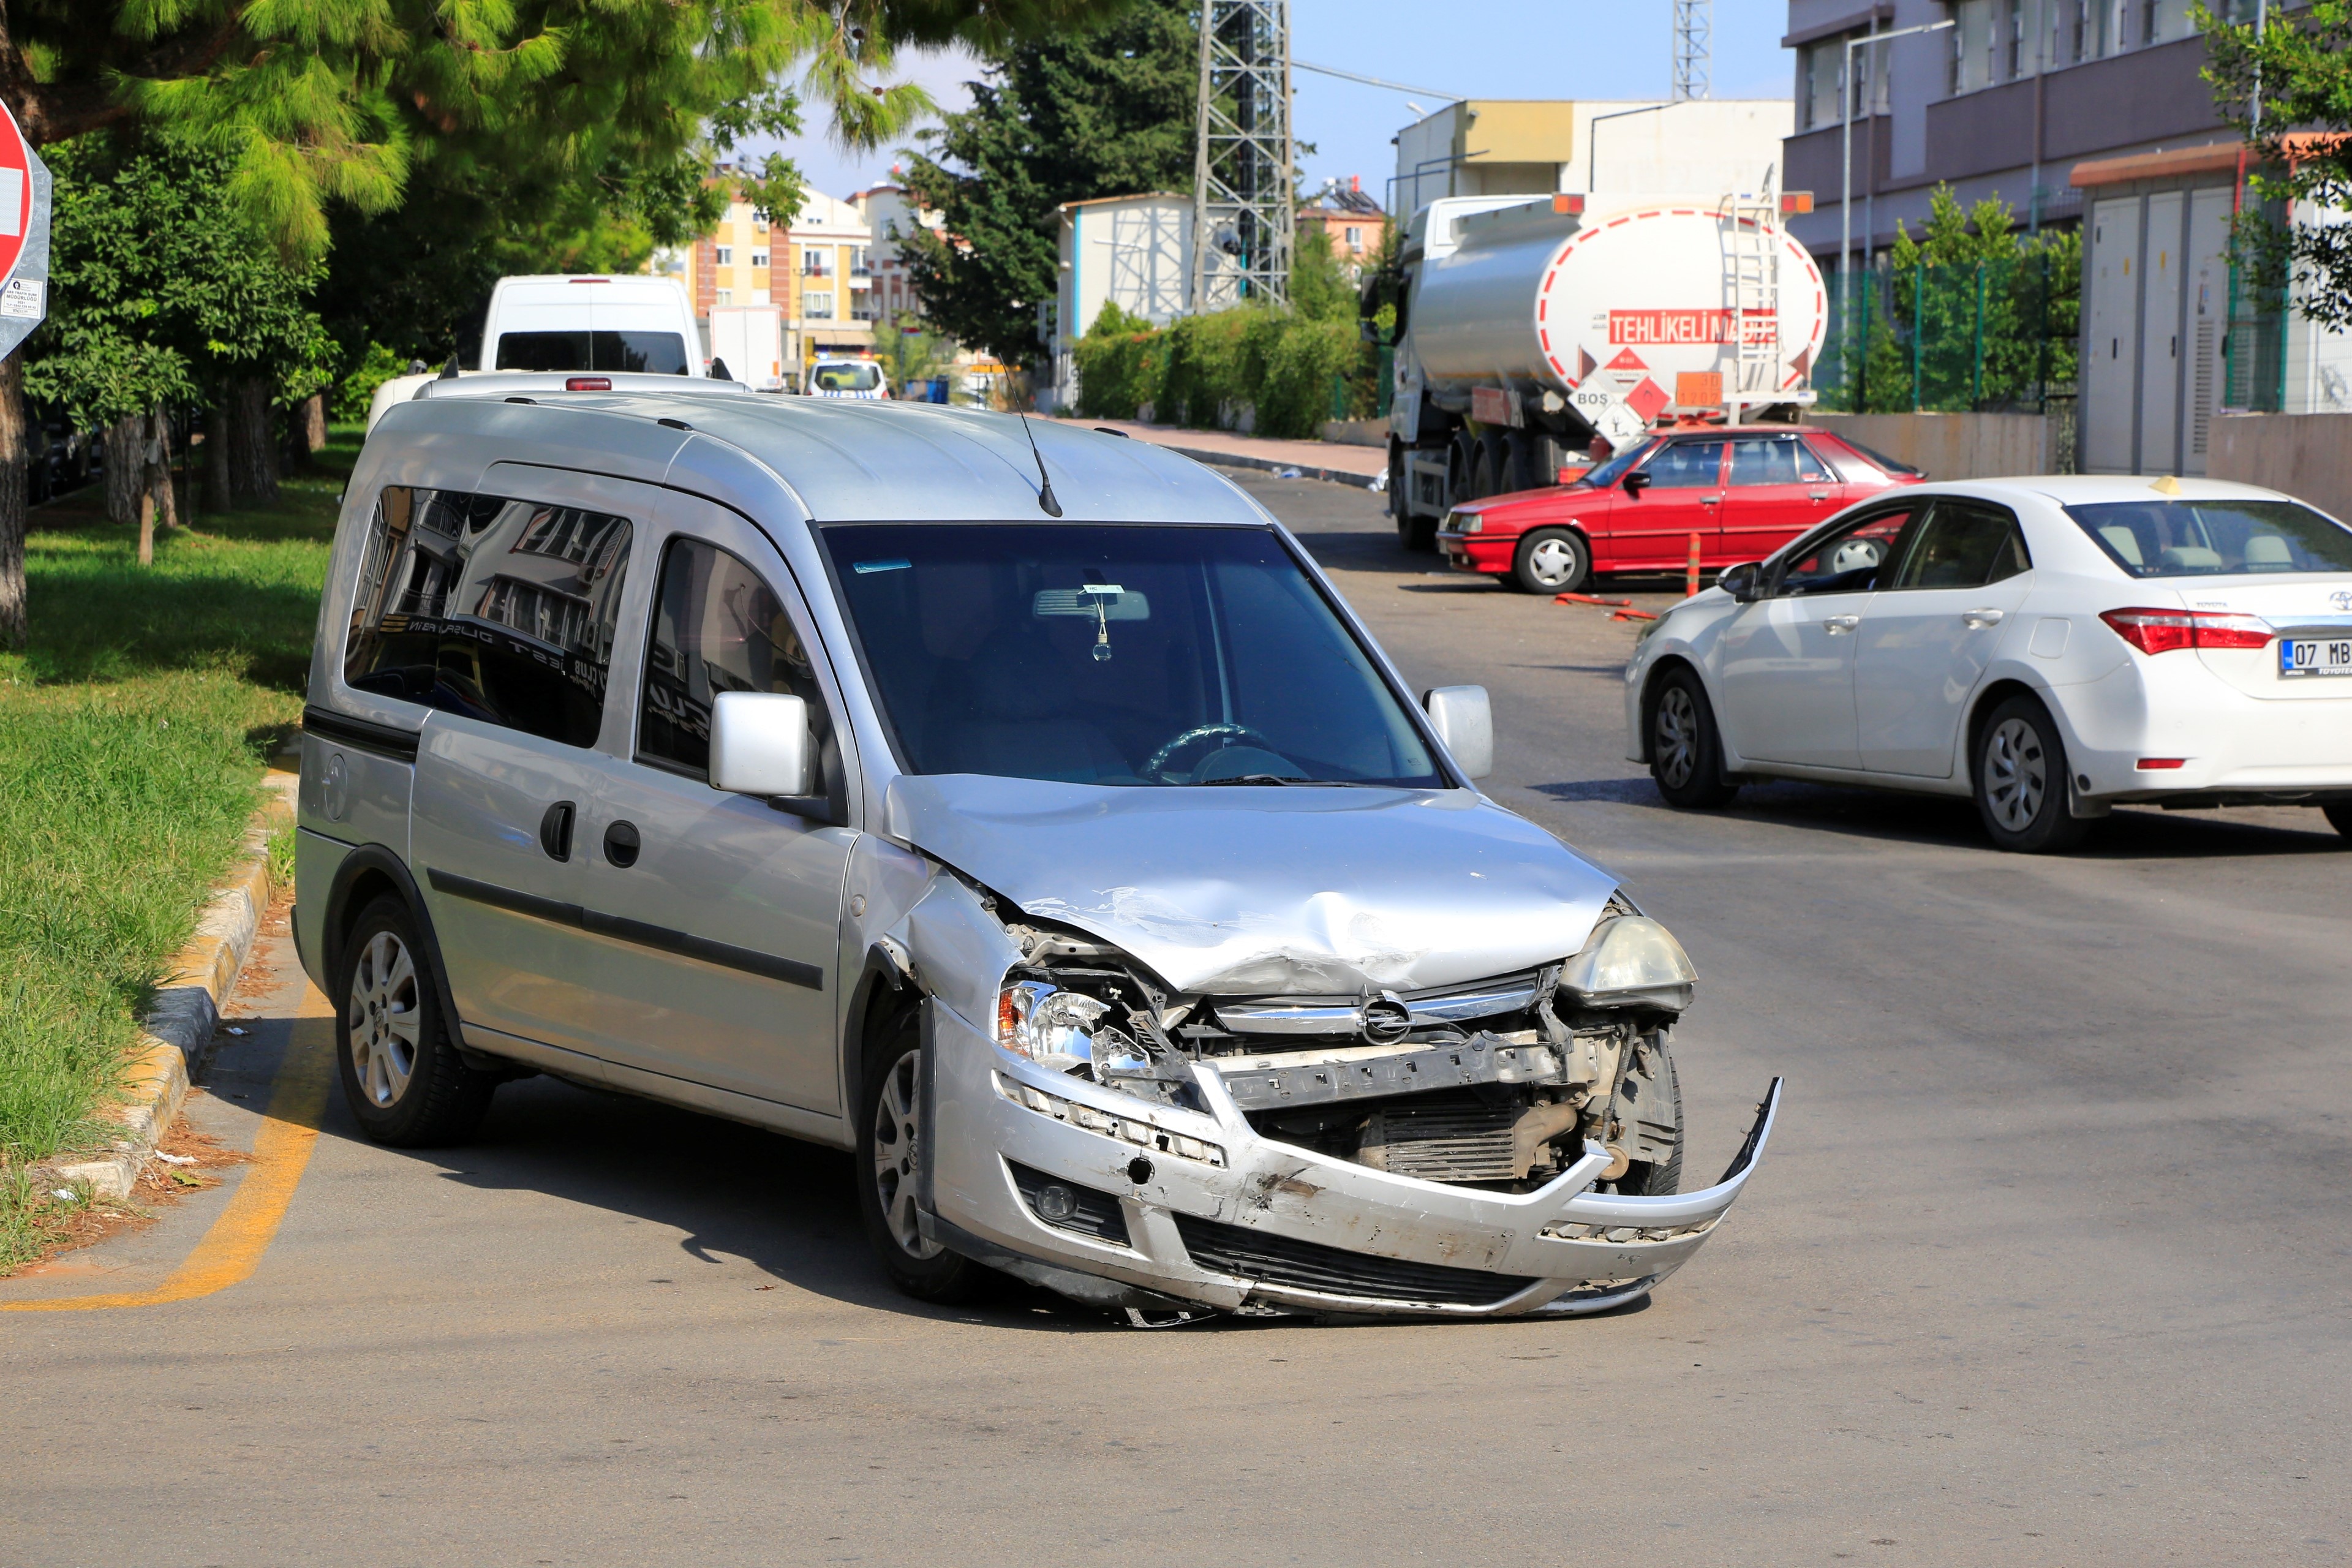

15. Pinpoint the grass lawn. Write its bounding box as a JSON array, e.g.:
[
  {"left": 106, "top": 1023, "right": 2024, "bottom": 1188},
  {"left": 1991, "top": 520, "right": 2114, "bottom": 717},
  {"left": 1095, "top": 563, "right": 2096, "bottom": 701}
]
[{"left": 0, "top": 430, "right": 356, "bottom": 1270}]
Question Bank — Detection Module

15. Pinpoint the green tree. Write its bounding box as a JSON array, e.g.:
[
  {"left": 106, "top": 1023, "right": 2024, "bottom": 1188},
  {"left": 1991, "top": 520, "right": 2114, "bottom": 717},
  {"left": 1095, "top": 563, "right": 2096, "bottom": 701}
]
[
  {"left": 899, "top": 0, "right": 1199, "bottom": 366},
  {"left": 1859, "top": 185, "right": 2077, "bottom": 413},
  {"left": 0, "top": 0, "right": 1136, "bottom": 644},
  {"left": 1286, "top": 225, "right": 1355, "bottom": 325},
  {"left": 2196, "top": 1, "right": 2352, "bottom": 328},
  {"left": 874, "top": 309, "right": 956, "bottom": 398},
  {"left": 24, "top": 137, "right": 333, "bottom": 545}
]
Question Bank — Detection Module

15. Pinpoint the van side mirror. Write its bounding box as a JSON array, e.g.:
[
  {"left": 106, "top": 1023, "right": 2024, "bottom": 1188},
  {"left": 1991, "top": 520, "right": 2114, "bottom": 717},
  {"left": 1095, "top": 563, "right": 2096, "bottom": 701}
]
[
  {"left": 1719, "top": 561, "right": 1764, "bottom": 603},
  {"left": 1622, "top": 470, "right": 1652, "bottom": 496},
  {"left": 1422, "top": 685, "right": 1493, "bottom": 780},
  {"left": 710, "top": 692, "right": 813, "bottom": 798}
]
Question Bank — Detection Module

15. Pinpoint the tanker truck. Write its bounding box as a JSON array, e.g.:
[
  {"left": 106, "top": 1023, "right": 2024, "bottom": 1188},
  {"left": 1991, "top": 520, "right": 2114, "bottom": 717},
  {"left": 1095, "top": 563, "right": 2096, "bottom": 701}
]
[{"left": 1369, "top": 189, "right": 1826, "bottom": 548}]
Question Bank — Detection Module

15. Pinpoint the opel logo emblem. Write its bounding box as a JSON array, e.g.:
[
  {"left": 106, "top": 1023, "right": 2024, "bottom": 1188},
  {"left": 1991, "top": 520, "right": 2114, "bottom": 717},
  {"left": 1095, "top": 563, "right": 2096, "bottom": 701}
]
[
  {"left": 2332, "top": 590, "right": 2352, "bottom": 612},
  {"left": 1359, "top": 997, "right": 1412, "bottom": 1045}
]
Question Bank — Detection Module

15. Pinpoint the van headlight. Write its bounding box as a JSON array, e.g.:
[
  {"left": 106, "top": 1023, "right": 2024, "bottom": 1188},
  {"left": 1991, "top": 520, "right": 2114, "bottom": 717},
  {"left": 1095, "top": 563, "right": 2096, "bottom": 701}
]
[
  {"left": 1558, "top": 915, "right": 1696, "bottom": 1013},
  {"left": 998, "top": 978, "right": 1156, "bottom": 1083}
]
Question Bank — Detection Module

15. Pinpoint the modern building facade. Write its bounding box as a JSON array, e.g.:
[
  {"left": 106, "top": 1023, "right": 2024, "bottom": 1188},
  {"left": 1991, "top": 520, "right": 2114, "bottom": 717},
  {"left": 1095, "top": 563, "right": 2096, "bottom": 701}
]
[
  {"left": 1782, "top": 0, "right": 2350, "bottom": 473},
  {"left": 1389, "top": 99, "right": 1796, "bottom": 217},
  {"left": 647, "top": 181, "right": 876, "bottom": 379},
  {"left": 1782, "top": 0, "right": 2233, "bottom": 264}
]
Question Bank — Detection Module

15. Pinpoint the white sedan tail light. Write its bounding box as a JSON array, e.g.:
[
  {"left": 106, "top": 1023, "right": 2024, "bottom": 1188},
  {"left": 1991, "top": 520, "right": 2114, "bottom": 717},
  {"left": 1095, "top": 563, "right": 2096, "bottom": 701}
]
[{"left": 2099, "top": 606, "right": 2274, "bottom": 655}]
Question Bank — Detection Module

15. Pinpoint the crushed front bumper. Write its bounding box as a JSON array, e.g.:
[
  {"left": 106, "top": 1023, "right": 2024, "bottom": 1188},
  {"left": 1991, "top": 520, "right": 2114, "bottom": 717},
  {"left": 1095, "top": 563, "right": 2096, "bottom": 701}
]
[{"left": 919, "top": 1001, "right": 1781, "bottom": 1319}]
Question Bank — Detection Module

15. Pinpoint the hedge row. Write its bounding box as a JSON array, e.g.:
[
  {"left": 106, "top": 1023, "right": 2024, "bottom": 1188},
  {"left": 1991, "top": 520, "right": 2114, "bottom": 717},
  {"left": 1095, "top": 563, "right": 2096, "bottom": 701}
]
[{"left": 1070, "top": 304, "right": 1371, "bottom": 440}]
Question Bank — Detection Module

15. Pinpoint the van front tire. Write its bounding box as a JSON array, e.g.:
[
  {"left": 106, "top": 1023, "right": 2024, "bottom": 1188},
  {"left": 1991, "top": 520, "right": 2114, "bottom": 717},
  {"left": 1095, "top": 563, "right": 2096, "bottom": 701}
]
[
  {"left": 857, "top": 1008, "right": 986, "bottom": 1304},
  {"left": 334, "top": 897, "right": 497, "bottom": 1146}
]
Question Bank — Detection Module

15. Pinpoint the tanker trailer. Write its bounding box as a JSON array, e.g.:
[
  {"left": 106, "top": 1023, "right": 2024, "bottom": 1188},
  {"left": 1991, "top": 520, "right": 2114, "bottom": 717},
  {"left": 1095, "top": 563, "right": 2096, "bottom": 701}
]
[{"left": 1371, "top": 191, "right": 1826, "bottom": 548}]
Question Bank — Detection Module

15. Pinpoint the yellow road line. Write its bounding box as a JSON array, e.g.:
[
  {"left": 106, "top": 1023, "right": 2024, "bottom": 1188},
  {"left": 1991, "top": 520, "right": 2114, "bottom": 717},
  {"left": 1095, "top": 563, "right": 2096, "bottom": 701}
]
[{"left": 2, "top": 1003, "right": 334, "bottom": 1314}]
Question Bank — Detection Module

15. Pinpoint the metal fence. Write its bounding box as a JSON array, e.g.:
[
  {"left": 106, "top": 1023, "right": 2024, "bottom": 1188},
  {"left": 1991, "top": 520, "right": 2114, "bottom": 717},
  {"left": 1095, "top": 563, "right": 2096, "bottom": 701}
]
[{"left": 1816, "top": 254, "right": 2078, "bottom": 419}]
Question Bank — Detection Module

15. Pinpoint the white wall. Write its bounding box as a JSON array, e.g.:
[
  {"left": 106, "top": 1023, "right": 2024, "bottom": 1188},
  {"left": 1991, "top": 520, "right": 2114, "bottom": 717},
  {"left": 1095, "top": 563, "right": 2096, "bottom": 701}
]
[{"left": 1572, "top": 100, "right": 1795, "bottom": 197}]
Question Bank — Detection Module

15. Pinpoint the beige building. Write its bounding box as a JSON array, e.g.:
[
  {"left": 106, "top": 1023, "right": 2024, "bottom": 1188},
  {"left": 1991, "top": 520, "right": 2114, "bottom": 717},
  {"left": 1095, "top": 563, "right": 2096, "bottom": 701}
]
[
  {"left": 647, "top": 180, "right": 879, "bottom": 382},
  {"left": 1390, "top": 99, "right": 1796, "bottom": 216}
]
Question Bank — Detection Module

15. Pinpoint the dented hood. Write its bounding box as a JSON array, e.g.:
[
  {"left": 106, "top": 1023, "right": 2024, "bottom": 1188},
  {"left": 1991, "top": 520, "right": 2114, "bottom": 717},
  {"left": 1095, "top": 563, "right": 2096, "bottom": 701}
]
[{"left": 883, "top": 774, "right": 1619, "bottom": 995}]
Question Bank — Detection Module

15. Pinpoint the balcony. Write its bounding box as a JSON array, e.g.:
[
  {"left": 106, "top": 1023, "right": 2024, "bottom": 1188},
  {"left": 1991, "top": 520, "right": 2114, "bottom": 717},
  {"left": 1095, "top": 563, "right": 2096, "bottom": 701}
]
[{"left": 1923, "top": 36, "right": 2228, "bottom": 184}]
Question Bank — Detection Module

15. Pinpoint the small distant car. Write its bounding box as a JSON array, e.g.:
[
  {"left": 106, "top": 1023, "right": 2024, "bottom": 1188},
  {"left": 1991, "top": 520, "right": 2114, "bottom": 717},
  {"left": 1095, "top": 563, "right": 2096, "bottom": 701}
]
[
  {"left": 807, "top": 359, "right": 889, "bottom": 399},
  {"left": 1438, "top": 426, "right": 1923, "bottom": 594},
  {"left": 1622, "top": 475, "right": 2352, "bottom": 852}
]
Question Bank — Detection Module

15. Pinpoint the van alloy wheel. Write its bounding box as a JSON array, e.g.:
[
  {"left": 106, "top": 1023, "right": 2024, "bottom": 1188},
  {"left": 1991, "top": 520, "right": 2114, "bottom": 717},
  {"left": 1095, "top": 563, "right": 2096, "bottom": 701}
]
[
  {"left": 1981, "top": 716, "right": 2045, "bottom": 833},
  {"left": 348, "top": 930, "right": 421, "bottom": 1107},
  {"left": 869, "top": 1048, "right": 943, "bottom": 1261}
]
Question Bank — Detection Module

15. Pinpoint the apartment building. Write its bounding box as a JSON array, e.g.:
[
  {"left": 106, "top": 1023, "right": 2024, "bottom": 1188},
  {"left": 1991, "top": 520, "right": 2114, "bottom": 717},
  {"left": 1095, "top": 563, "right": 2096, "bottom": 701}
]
[
  {"left": 1297, "top": 179, "right": 1387, "bottom": 278},
  {"left": 1783, "top": 0, "right": 2348, "bottom": 472},
  {"left": 1781, "top": 0, "right": 2233, "bottom": 266},
  {"left": 646, "top": 181, "right": 877, "bottom": 378}
]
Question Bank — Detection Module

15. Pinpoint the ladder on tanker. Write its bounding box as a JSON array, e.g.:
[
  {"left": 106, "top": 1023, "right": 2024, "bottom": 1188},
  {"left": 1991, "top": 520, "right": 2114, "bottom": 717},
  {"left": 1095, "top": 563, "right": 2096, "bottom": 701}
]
[{"left": 1722, "top": 170, "right": 1782, "bottom": 420}]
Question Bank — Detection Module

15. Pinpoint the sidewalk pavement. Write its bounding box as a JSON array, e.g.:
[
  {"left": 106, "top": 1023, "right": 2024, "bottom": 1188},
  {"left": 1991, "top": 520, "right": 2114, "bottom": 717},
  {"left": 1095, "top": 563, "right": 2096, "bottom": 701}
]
[{"left": 1044, "top": 416, "right": 1386, "bottom": 489}]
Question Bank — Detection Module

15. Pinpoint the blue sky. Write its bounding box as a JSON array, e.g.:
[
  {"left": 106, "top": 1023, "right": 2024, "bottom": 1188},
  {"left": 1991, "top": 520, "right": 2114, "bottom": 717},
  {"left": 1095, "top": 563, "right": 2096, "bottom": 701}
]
[{"left": 758, "top": 1, "right": 1794, "bottom": 203}]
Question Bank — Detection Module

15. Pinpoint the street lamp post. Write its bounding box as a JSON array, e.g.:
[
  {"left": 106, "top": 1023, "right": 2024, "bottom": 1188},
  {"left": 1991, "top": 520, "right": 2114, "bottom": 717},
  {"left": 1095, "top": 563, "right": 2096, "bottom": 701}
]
[{"left": 1842, "top": 18, "right": 1952, "bottom": 396}]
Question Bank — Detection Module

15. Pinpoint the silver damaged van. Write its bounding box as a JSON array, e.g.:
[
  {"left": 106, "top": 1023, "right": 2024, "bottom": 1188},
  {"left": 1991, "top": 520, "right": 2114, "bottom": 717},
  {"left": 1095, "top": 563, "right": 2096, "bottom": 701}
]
[{"left": 295, "top": 378, "right": 1780, "bottom": 1321}]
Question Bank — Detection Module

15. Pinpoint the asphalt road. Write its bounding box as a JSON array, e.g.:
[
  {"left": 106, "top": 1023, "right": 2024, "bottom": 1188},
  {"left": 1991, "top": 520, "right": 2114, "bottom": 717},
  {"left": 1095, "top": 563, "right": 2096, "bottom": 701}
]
[{"left": 6, "top": 473, "right": 2349, "bottom": 1566}]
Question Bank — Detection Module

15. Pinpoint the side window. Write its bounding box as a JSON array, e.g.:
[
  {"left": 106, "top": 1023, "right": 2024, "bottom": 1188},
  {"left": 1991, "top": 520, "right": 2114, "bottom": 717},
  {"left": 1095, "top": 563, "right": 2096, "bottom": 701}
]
[
  {"left": 343, "top": 486, "right": 631, "bottom": 747},
  {"left": 1886, "top": 501, "right": 2031, "bottom": 589},
  {"left": 1776, "top": 508, "right": 1915, "bottom": 596},
  {"left": 638, "top": 536, "right": 835, "bottom": 782},
  {"left": 1727, "top": 437, "right": 1831, "bottom": 486},
  {"left": 1640, "top": 439, "right": 1727, "bottom": 488}
]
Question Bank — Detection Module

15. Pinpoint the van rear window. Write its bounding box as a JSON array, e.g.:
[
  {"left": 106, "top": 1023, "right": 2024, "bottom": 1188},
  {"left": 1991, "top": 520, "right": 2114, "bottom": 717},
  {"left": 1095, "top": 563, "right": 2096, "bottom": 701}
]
[
  {"left": 494, "top": 330, "right": 689, "bottom": 375},
  {"left": 342, "top": 486, "right": 633, "bottom": 747}
]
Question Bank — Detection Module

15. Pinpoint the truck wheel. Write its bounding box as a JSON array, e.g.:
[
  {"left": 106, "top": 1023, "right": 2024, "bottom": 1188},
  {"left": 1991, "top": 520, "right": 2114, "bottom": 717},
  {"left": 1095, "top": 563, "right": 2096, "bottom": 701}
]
[
  {"left": 334, "top": 897, "right": 497, "bottom": 1147},
  {"left": 1512, "top": 527, "right": 1589, "bottom": 594},
  {"left": 1386, "top": 442, "right": 1406, "bottom": 520},
  {"left": 1648, "top": 667, "right": 1740, "bottom": 809},
  {"left": 856, "top": 1007, "right": 986, "bottom": 1304},
  {"left": 1974, "top": 696, "right": 2088, "bottom": 853},
  {"left": 1446, "top": 433, "right": 1476, "bottom": 508}
]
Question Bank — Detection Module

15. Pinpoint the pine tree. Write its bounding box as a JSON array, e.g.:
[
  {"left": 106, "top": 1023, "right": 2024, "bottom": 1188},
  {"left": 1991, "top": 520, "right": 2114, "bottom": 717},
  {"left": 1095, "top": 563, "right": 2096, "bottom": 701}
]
[{"left": 899, "top": 0, "right": 1199, "bottom": 366}]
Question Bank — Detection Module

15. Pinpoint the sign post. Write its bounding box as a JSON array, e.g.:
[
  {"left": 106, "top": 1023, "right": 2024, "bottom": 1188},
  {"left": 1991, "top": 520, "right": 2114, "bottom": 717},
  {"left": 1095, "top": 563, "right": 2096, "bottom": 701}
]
[{"left": 0, "top": 98, "right": 50, "bottom": 356}]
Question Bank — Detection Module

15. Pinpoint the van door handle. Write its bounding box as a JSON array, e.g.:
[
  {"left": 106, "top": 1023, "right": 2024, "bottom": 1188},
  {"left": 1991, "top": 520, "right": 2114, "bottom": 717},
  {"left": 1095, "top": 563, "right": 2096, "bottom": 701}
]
[
  {"left": 538, "top": 801, "right": 576, "bottom": 862},
  {"left": 1824, "top": 614, "right": 1860, "bottom": 634},
  {"left": 603, "top": 818, "right": 641, "bottom": 869},
  {"left": 1962, "top": 608, "right": 2007, "bottom": 628}
]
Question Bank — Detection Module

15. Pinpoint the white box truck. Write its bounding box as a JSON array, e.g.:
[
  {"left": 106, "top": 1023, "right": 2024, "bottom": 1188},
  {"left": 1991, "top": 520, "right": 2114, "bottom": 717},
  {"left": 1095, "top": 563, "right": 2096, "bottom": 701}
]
[
  {"left": 708, "top": 304, "right": 787, "bottom": 393},
  {"left": 366, "top": 274, "right": 712, "bottom": 431},
  {"left": 1374, "top": 192, "right": 1827, "bottom": 546}
]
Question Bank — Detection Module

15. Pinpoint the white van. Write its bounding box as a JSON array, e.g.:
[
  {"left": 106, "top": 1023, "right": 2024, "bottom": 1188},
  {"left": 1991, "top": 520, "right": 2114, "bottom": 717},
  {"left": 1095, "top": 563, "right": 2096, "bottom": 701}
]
[{"left": 366, "top": 275, "right": 707, "bottom": 431}]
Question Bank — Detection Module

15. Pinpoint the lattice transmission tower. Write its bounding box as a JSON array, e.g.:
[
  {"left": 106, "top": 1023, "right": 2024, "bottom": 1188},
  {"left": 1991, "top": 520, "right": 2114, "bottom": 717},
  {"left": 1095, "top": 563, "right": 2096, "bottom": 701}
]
[
  {"left": 1672, "top": 0, "right": 1711, "bottom": 101},
  {"left": 1190, "top": 0, "right": 1293, "bottom": 311}
]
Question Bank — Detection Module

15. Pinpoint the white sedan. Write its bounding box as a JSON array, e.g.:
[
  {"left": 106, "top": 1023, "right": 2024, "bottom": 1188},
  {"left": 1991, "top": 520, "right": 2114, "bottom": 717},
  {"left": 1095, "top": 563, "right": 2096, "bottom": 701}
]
[{"left": 1622, "top": 475, "right": 2352, "bottom": 851}]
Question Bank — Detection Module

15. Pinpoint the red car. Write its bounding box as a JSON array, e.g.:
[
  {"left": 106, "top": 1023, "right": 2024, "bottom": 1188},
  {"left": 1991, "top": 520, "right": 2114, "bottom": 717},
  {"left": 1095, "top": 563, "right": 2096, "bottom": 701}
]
[{"left": 1436, "top": 426, "right": 1923, "bottom": 594}]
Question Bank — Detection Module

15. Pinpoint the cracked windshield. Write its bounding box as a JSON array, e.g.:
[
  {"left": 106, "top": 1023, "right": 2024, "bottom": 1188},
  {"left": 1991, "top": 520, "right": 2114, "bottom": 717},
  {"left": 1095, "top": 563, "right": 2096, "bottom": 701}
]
[{"left": 823, "top": 522, "right": 1441, "bottom": 787}]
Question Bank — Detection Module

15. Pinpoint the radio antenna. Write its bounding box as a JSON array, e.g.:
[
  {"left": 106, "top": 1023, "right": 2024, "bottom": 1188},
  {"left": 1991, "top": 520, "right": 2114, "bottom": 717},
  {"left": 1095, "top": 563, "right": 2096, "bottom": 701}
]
[{"left": 1019, "top": 415, "right": 1063, "bottom": 517}]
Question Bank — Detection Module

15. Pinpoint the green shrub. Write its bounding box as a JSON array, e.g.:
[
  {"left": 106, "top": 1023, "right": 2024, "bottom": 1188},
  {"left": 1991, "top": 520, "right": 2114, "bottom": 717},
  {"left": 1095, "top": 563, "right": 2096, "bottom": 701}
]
[{"left": 331, "top": 341, "right": 410, "bottom": 424}]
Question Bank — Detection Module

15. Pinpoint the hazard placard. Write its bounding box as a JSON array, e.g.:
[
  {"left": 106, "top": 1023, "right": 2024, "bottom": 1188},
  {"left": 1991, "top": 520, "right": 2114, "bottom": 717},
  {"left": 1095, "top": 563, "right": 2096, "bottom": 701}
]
[{"left": 0, "top": 96, "right": 51, "bottom": 357}]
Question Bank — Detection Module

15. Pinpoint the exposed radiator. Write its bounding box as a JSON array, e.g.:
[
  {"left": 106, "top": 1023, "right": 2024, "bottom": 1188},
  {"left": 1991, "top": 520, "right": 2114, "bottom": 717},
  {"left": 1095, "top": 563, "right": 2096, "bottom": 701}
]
[{"left": 1359, "top": 1099, "right": 1521, "bottom": 1182}]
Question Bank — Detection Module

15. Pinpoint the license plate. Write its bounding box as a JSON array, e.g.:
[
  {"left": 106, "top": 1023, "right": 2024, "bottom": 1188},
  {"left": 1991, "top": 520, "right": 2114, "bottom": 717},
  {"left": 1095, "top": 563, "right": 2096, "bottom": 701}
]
[{"left": 2279, "top": 638, "right": 2352, "bottom": 677}]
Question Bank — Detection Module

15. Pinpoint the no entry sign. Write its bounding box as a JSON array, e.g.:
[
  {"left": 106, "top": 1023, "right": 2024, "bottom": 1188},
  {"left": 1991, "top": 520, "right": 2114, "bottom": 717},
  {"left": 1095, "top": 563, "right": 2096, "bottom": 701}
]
[{"left": 0, "top": 96, "right": 50, "bottom": 358}]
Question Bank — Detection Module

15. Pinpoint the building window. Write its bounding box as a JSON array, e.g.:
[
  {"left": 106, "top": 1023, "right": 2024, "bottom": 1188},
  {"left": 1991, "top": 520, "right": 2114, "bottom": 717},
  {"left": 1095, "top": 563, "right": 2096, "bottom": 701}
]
[
  {"left": 1344, "top": 225, "right": 1362, "bottom": 247},
  {"left": 755, "top": 214, "right": 771, "bottom": 234},
  {"left": 2140, "top": 0, "right": 2158, "bottom": 43},
  {"left": 802, "top": 249, "right": 833, "bottom": 278},
  {"left": 715, "top": 288, "right": 733, "bottom": 306},
  {"left": 2070, "top": 0, "right": 2089, "bottom": 60},
  {"left": 849, "top": 246, "right": 871, "bottom": 277},
  {"left": 805, "top": 292, "right": 835, "bottom": 319},
  {"left": 715, "top": 246, "right": 733, "bottom": 266},
  {"left": 752, "top": 250, "right": 769, "bottom": 270},
  {"left": 2007, "top": 0, "right": 2024, "bottom": 77}
]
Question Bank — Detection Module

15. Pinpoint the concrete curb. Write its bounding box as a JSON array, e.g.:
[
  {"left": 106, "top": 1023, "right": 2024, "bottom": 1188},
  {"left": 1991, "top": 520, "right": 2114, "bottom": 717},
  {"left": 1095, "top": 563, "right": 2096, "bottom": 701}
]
[
  {"left": 34, "top": 772, "right": 297, "bottom": 1202},
  {"left": 1161, "top": 445, "right": 1384, "bottom": 491}
]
